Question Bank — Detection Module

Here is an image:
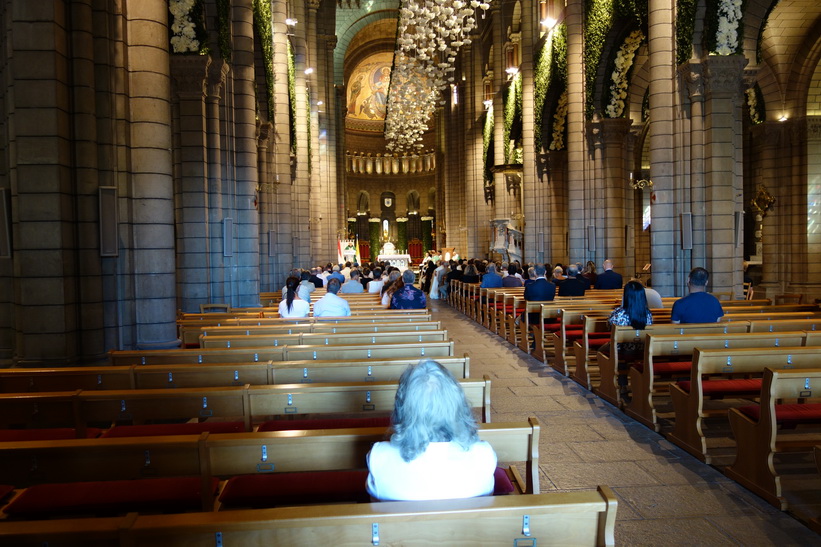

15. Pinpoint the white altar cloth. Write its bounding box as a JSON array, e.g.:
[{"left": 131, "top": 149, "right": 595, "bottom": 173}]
[{"left": 377, "top": 254, "right": 412, "bottom": 271}]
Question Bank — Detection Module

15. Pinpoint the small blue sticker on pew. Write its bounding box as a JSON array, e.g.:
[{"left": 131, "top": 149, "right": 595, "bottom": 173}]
[{"left": 257, "top": 445, "right": 274, "bottom": 472}]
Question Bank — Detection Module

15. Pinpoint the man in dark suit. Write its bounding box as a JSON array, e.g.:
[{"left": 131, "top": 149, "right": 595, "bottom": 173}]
[
  {"left": 557, "top": 264, "right": 587, "bottom": 296},
  {"left": 523, "top": 264, "right": 556, "bottom": 335},
  {"left": 594, "top": 259, "right": 623, "bottom": 290}
]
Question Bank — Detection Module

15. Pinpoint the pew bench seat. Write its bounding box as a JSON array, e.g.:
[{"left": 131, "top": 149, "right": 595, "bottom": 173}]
[
  {"left": 3, "top": 477, "right": 220, "bottom": 518},
  {"left": 734, "top": 403, "right": 821, "bottom": 427},
  {"left": 101, "top": 421, "right": 246, "bottom": 438},
  {"left": 0, "top": 427, "right": 102, "bottom": 441}
]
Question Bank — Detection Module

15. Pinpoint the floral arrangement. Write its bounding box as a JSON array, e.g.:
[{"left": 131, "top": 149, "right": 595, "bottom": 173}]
[
  {"left": 252, "top": 0, "right": 274, "bottom": 120},
  {"left": 503, "top": 72, "right": 522, "bottom": 163},
  {"left": 169, "top": 0, "right": 201, "bottom": 53},
  {"left": 287, "top": 40, "right": 297, "bottom": 155},
  {"left": 745, "top": 84, "right": 764, "bottom": 124},
  {"left": 482, "top": 104, "right": 494, "bottom": 183},
  {"left": 549, "top": 90, "right": 568, "bottom": 150},
  {"left": 713, "top": 0, "right": 743, "bottom": 55},
  {"left": 605, "top": 30, "right": 644, "bottom": 118}
]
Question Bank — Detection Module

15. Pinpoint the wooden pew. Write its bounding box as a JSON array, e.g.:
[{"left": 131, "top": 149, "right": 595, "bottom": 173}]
[
  {"left": 0, "top": 357, "right": 469, "bottom": 393},
  {"left": 198, "top": 330, "right": 449, "bottom": 349},
  {"left": 38, "top": 488, "right": 616, "bottom": 547},
  {"left": 0, "top": 377, "right": 487, "bottom": 431},
  {"left": 570, "top": 315, "right": 615, "bottom": 390},
  {"left": 747, "top": 318, "right": 821, "bottom": 333},
  {"left": 625, "top": 331, "right": 811, "bottom": 431},
  {"left": 282, "top": 341, "right": 455, "bottom": 361},
  {"left": 725, "top": 367, "right": 821, "bottom": 510},
  {"left": 594, "top": 322, "right": 749, "bottom": 408},
  {"left": 668, "top": 347, "right": 821, "bottom": 463},
  {"left": 0, "top": 367, "right": 135, "bottom": 393},
  {"left": 246, "top": 376, "right": 492, "bottom": 429},
  {"left": 549, "top": 307, "right": 616, "bottom": 376},
  {"left": 0, "top": 420, "right": 551, "bottom": 535},
  {"left": 111, "top": 341, "right": 453, "bottom": 366}
]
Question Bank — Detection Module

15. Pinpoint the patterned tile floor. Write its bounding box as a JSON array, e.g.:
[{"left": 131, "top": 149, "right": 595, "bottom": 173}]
[{"left": 427, "top": 298, "right": 821, "bottom": 546}]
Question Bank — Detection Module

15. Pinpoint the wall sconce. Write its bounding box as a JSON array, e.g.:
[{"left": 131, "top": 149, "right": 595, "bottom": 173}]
[
  {"left": 505, "top": 66, "right": 519, "bottom": 76},
  {"left": 304, "top": 67, "right": 314, "bottom": 75},
  {"left": 629, "top": 172, "right": 653, "bottom": 190},
  {"left": 285, "top": 18, "right": 298, "bottom": 26},
  {"left": 779, "top": 114, "right": 788, "bottom": 122},
  {"left": 483, "top": 99, "right": 493, "bottom": 110}
]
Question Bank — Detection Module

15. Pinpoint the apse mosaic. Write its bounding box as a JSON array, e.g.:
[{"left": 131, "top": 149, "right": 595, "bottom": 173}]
[{"left": 346, "top": 52, "right": 394, "bottom": 127}]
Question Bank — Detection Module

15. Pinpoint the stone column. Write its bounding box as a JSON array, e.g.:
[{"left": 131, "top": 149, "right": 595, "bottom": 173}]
[
  {"left": 270, "top": 0, "right": 294, "bottom": 281},
  {"left": 647, "top": 0, "right": 678, "bottom": 296},
  {"left": 466, "top": 40, "right": 488, "bottom": 258},
  {"left": 703, "top": 54, "right": 747, "bottom": 294},
  {"left": 126, "top": 0, "right": 178, "bottom": 349},
  {"left": 520, "top": 0, "right": 539, "bottom": 263},
  {"left": 320, "top": 34, "right": 340, "bottom": 263},
  {"left": 6, "top": 1, "right": 83, "bottom": 363},
  {"left": 307, "top": 0, "right": 323, "bottom": 264},
  {"left": 682, "top": 63, "right": 706, "bottom": 266},
  {"left": 172, "top": 55, "right": 210, "bottom": 313},
  {"left": 230, "top": 0, "right": 261, "bottom": 306},
  {"left": 565, "top": 0, "right": 585, "bottom": 265},
  {"left": 206, "top": 60, "right": 229, "bottom": 302},
  {"left": 601, "top": 118, "right": 633, "bottom": 273}
]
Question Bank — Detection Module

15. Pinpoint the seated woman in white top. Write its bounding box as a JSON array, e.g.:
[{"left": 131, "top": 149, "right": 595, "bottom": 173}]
[
  {"left": 366, "top": 359, "right": 497, "bottom": 501},
  {"left": 277, "top": 276, "right": 310, "bottom": 318}
]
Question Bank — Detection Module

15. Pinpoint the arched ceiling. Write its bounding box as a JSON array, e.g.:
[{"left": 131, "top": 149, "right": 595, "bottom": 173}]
[
  {"left": 334, "top": 0, "right": 399, "bottom": 84},
  {"left": 758, "top": 0, "right": 821, "bottom": 111}
]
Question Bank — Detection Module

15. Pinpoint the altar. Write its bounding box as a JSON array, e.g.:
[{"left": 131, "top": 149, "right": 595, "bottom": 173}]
[
  {"left": 376, "top": 242, "right": 411, "bottom": 271},
  {"left": 377, "top": 254, "right": 412, "bottom": 271}
]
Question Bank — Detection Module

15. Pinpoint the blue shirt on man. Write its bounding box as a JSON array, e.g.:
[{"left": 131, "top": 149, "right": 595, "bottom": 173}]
[{"left": 671, "top": 292, "right": 724, "bottom": 323}]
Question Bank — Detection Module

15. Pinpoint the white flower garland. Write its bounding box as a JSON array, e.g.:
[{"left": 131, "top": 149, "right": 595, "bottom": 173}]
[
  {"left": 549, "top": 90, "right": 568, "bottom": 151},
  {"left": 605, "top": 30, "right": 644, "bottom": 118},
  {"left": 745, "top": 87, "right": 761, "bottom": 124},
  {"left": 714, "top": 0, "right": 742, "bottom": 55},
  {"left": 169, "top": 0, "right": 200, "bottom": 54}
]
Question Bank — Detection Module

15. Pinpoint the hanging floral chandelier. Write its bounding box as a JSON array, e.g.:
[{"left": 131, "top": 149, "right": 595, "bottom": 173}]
[{"left": 385, "top": 0, "right": 490, "bottom": 152}]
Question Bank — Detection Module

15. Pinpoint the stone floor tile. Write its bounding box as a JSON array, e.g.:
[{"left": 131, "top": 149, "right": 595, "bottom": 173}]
[
  {"left": 707, "top": 514, "right": 821, "bottom": 546},
  {"left": 569, "top": 439, "right": 671, "bottom": 463},
  {"left": 538, "top": 441, "right": 586, "bottom": 463},
  {"left": 614, "top": 483, "right": 757, "bottom": 518},
  {"left": 491, "top": 395, "right": 566, "bottom": 413},
  {"left": 635, "top": 456, "right": 731, "bottom": 486},
  {"left": 540, "top": 424, "right": 606, "bottom": 443},
  {"left": 615, "top": 518, "right": 735, "bottom": 546},
  {"left": 543, "top": 461, "right": 661, "bottom": 489}
]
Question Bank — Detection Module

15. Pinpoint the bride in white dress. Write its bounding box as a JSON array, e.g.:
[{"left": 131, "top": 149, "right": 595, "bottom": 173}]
[{"left": 429, "top": 261, "right": 445, "bottom": 300}]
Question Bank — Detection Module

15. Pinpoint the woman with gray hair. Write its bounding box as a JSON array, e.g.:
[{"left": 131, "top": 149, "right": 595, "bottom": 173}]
[{"left": 366, "top": 360, "right": 497, "bottom": 500}]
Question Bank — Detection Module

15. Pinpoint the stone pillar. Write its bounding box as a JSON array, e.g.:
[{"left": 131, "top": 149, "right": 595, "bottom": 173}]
[
  {"left": 172, "top": 55, "right": 210, "bottom": 313},
  {"left": 271, "top": 0, "right": 294, "bottom": 281},
  {"left": 230, "top": 0, "right": 261, "bottom": 306},
  {"left": 601, "top": 118, "right": 633, "bottom": 273},
  {"left": 682, "top": 64, "right": 706, "bottom": 266},
  {"left": 565, "top": 0, "right": 585, "bottom": 265},
  {"left": 466, "top": 40, "right": 490, "bottom": 258},
  {"left": 306, "top": 0, "right": 322, "bottom": 264},
  {"left": 520, "top": 0, "right": 539, "bottom": 263},
  {"left": 703, "top": 55, "right": 747, "bottom": 295},
  {"left": 257, "top": 123, "right": 273, "bottom": 290},
  {"left": 647, "top": 0, "right": 678, "bottom": 296},
  {"left": 126, "top": 0, "right": 178, "bottom": 349},
  {"left": 6, "top": 1, "right": 89, "bottom": 363},
  {"left": 490, "top": 5, "right": 508, "bottom": 226},
  {"left": 321, "top": 34, "right": 340, "bottom": 263},
  {"left": 206, "top": 60, "right": 229, "bottom": 302}
]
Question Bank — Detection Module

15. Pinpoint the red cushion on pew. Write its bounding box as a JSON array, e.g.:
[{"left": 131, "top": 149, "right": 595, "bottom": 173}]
[
  {"left": 542, "top": 323, "right": 562, "bottom": 332},
  {"left": 4, "top": 477, "right": 218, "bottom": 517},
  {"left": 258, "top": 417, "right": 391, "bottom": 432},
  {"left": 631, "top": 361, "right": 692, "bottom": 374},
  {"left": 676, "top": 378, "right": 762, "bottom": 395},
  {"left": 0, "top": 484, "right": 14, "bottom": 503},
  {"left": 101, "top": 421, "right": 245, "bottom": 438},
  {"left": 219, "top": 470, "right": 371, "bottom": 508},
  {"left": 0, "top": 428, "right": 101, "bottom": 442},
  {"left": 493, "top": 466, "right": 516, "bottom": 495},
  {"left": 738, "top": 403, "right": 821, "bottom": 426}
]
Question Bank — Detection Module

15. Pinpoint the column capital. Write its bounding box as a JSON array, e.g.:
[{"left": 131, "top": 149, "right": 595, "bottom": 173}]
[
  {"left": 207, "top": 58, "right": 231, "bottom": 99},
  {"left": 600, "top": 117, "right": 633, "bottom": 145},
  {"left": 171, "top": 54, "right": 210, "bottom": 98},
  {"left": 307, "top": 0, "right": 321, "bottom": 11},
  {"left": 678, "top": 62, "right": 704, "bottom": 102},
  {"left": 704, "top": 54, "right": 748, "bottom": 97},
  {"left": 320, "top": 34, "right": 338, "bottom": 51}
]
